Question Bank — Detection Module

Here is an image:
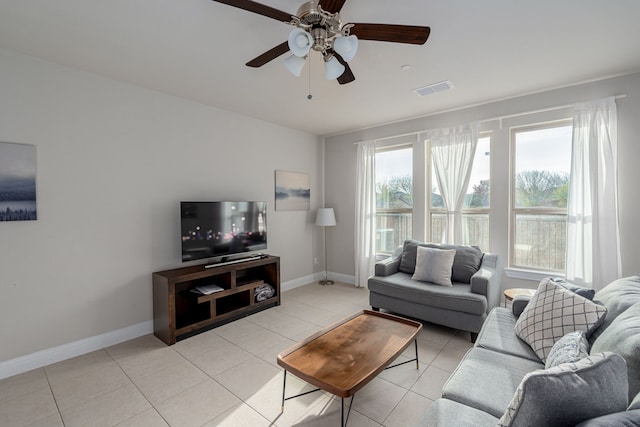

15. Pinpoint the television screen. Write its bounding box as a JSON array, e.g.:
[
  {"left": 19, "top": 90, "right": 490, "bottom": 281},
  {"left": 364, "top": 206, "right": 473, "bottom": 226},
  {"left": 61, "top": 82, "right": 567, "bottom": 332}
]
[{"left": 180, "top": 201, "right": 267, "bottom": 262}]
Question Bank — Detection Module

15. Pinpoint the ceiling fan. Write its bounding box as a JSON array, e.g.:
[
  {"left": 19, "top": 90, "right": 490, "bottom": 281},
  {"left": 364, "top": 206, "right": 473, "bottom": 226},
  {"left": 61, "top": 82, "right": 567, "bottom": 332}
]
[{"left": 212, "top": 0, "right": 431, "bottom": 85}]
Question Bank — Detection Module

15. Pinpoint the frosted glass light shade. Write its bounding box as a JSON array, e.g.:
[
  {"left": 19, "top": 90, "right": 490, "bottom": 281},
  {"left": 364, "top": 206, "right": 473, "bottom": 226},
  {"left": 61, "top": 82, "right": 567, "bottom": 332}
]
[
  {"left": 284, "top": 54, "right": 306, "bottom": 76},
  {"left": 288, "top": 28, "right": 314, "bottom": 57},
  {"left": 333, "top": 35, "right": 358, "bottom": 62},
  {"left": 315, "top": 208, "right": 336, "bottom": 226},
  {"left": 324, "top": 56, "right": 345, "bottom": 80}
]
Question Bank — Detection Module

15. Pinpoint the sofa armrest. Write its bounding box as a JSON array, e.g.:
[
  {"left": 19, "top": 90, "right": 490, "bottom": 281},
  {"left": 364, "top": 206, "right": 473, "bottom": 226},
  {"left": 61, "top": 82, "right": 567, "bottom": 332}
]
[
  {"left": 512, "top": 295, "right": 532, "bottom": 317},
  {"left": 374, "top": 246, "right": 402, "bottom": 277},
  {"left": 470, "top": 253, "right": 500, "bottom": 311}
]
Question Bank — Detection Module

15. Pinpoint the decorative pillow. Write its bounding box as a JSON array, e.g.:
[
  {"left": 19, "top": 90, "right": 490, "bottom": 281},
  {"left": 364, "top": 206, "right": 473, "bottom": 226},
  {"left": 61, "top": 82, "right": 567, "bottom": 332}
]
[
  {"left": 545, "top": 330, "right": 590, "bottom": 369},
  {"left": 552, "top": 278, "right": 596, "bottom": 300},
  {"left": 399, "top": 239, "right": 482, "bottom": 283},
  {"left": 411, "top": 246, "right": 455, "bottom": 287},
  {"left": 497, "top": 352, "right": 629, "bottom": 427},
  {"left": 514, "top": 278, "right": 607, "bottom": 363}
]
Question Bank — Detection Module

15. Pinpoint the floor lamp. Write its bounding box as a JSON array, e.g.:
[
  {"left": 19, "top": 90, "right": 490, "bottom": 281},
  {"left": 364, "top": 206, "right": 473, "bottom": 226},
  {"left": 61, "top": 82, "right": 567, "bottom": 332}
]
[{"left": 316, "top": 208, "right": 336, "bottom": 285}]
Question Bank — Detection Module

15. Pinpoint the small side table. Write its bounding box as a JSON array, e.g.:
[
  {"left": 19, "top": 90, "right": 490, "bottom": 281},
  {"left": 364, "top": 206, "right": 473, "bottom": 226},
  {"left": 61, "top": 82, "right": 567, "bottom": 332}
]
[{"left": 503, "top": 288, "right": 536, "bottom": 307}]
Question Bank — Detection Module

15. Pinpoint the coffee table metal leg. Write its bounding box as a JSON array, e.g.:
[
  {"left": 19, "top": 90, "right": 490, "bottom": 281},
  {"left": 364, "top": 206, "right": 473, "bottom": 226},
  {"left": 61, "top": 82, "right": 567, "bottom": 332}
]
[
  {"left": 281, "top": 370, "right": 287, "bottom": 412},
  {"left": 384, "top": 339, "right": 420, "bottom": 371},
  {"left": 281, "top": 369, "right": 323, "bottom": 413},
  {"left": 341, "top": 395, "right": 355, "bottom": 426}
]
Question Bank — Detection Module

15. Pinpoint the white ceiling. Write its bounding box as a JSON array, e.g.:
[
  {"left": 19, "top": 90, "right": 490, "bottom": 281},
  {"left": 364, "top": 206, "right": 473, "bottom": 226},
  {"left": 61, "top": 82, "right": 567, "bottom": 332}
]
[{"left": 1, "top": 0, "right": 639, "bottom": 136}]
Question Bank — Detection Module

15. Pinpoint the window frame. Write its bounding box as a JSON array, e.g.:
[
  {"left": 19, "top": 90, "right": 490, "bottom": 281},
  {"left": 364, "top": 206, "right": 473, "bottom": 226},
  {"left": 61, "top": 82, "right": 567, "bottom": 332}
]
[
  {"left": 427, "top": 133, "right": 492, "bottom": 249},
  {"left": 374, "top": 143, "right": 414, "bottom": 255},
  {"left": 509, "top": 119, "right": 572, "bottom": 272}
]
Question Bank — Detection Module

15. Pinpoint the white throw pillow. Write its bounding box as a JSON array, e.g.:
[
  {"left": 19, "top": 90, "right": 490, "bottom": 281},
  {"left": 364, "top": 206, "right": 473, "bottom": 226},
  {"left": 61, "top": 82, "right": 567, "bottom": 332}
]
[
  {"left": 411, "top": 246, "right": 456, "bottom": 287},
  {"left": 544, "top": 330, "right": 590, "bottom": 369},
  {"left": 514, "top": 278, "right": 607, "bottom": 363}
]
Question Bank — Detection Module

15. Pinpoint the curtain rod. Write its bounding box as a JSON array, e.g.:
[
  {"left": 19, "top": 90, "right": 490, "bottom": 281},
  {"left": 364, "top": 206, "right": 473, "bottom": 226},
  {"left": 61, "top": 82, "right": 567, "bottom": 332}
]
[
  {"left": 478, "top": 94, "right": 627, "bottom": 126},
  {"left": 353, "top": 94, "right": 627, "bottom": 144},
  {"left": 353, "top": 131, "right": 420, "bottom": 144}
]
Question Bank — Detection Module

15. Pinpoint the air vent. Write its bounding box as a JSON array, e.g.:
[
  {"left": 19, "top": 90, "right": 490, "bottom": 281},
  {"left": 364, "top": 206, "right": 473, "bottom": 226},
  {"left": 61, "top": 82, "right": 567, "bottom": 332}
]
[{"left": 414, "top": 80, "right": 455, "bottom": 96}]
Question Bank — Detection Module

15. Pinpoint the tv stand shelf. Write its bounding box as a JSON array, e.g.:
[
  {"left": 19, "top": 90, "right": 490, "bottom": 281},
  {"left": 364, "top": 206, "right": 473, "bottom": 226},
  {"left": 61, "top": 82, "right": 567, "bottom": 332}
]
[{"left": 152, "top": 255, "right": 280, "bottom": 345}]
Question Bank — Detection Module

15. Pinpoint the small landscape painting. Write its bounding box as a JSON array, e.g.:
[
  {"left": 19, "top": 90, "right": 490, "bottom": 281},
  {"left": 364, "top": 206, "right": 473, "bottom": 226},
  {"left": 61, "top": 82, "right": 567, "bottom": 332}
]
[
  {"left": 275, "top": 170, "right": 310, "bottom": 211},
  {"left": 0, "top": 142, "right": 37, "bottom": 221}
]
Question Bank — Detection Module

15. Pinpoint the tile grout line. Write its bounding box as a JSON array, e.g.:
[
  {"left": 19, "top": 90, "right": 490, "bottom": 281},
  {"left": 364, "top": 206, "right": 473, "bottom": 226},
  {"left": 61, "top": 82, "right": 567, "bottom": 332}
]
[{"left": 42, "top": 367, "right": 66, "bottom": 427}]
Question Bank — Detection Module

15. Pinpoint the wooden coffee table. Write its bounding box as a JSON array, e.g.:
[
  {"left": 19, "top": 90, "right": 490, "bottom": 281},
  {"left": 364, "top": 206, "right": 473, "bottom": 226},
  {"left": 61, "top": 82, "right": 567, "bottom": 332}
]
[{"left": 277, "top": 310, "right": 422, "bottom": 426}]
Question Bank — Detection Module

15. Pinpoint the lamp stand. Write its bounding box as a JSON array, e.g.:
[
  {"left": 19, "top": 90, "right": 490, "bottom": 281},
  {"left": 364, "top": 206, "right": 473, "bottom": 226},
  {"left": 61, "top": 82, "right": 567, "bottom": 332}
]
[{"left": 319, "top": 225, "right": 334, "bottom": 285}]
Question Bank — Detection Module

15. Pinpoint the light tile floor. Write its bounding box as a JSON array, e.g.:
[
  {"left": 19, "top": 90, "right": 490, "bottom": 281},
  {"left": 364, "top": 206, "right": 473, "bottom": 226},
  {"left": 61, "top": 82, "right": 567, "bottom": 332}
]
[{"left": 0, "top": 282, "right": 473, "bottom": 426}]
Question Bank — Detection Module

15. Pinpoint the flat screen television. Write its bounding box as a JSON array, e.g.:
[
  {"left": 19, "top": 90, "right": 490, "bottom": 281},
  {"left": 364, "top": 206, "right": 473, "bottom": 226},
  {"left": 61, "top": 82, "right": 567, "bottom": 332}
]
[{"left": 180, "top": 201, "right": 267, "bottom": 262}]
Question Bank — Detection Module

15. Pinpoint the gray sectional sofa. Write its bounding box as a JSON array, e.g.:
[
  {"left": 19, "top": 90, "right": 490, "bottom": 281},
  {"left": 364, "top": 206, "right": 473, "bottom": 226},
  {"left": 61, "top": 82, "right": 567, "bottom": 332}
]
[
  {"left": 422, "top": 276, "right": 640, "bottom": 426},
  {"left": 368, "top": 240, "right": 500, "bottom": 340}
]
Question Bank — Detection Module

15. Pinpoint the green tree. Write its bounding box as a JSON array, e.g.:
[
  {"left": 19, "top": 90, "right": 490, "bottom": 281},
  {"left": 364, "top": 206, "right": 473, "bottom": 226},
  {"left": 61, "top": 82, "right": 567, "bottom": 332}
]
[
  {"left": 467, "top": 179, "right": 490, "bottom": 208},
  {"left": 515, "top": 170, "right": 569, "bottom": 207},
  {"left": 376, "top": 175, "right": 412, "bottom": 208}
]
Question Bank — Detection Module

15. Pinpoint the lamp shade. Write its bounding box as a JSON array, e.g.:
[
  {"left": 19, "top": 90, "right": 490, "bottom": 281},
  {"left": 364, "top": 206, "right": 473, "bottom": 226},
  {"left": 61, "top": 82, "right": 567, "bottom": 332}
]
[
  {"left": 324, "top": 56, "right": 345, "bottom": 80},
  {"left": 284, "top": 54, "right": 306, "bottom": 76},
  {"left": 333, "top": 35, "right": 358, "bottom": 62},
  {"left": 315, "top": 208, "right": 336, "bottom": 226},
  {"left": 288, "top": 28, "right": 314, "bottom": 57}
]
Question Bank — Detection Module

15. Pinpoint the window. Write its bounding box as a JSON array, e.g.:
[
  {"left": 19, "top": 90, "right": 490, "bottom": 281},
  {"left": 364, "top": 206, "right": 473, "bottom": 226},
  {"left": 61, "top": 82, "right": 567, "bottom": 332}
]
[
  {"left": 375, "top": 145, "right": 413, "bottom": 254},
  {"left": 429, "top": 136, "right": 491, "bottom": 250},
  {"left": 510, "top": 121, "right": 572, "bottom": 271}
]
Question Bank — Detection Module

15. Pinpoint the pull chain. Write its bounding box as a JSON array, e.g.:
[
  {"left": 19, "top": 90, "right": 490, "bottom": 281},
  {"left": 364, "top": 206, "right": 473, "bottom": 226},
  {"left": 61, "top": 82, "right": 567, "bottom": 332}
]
[{"left": 307, "top": 54, "right": 313, "bottom": 100}]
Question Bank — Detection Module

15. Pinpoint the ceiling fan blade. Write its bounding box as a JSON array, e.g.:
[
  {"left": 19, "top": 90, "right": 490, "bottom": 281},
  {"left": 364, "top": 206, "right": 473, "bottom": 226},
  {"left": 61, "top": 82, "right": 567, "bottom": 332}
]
[
  {"left": 334, "top": 52, "right": 355, "bottom": 85},
  {"left": 211, "top": 0, "right": 292, "bottom": 22},
  {"left": 246, "top": 41, "right": 289, "bottom": 67},
  {"left": 350, "top": 23, "right": 431, "bottom": 45},
  {"left": 318, "top": 0, "right": 348, "bottom": 14}
]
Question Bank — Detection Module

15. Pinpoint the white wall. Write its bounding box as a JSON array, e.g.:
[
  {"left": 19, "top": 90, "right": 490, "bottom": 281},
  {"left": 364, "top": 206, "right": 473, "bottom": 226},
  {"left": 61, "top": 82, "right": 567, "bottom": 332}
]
[
  {"left": 0, "top": 48, "right": 322, "bottom": 364},
  {"left": 325, "top": 72, "right": 640, "bottom": 291}
]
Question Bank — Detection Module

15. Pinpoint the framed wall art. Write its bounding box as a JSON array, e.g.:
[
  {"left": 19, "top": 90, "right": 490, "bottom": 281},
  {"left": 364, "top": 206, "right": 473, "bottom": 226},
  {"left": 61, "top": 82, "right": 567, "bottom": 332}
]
[
  {"left": 275, "top": 170, "right": 310, "bottom": 211},
  {"left": 0, "top": 142, "right": 37, "bottom": 221}
]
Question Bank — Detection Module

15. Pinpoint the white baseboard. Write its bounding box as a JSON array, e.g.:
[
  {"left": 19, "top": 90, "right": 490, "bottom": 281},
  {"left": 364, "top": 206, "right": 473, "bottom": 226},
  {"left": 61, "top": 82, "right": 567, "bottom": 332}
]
[
  {"left": 330, "top": 272, "right": 356, "bottom": 285},
  {"left": 0, "top": 272, "right": 359, "bottom": 381},
  {"left": 0, "top": 320, "right": 153, "bottom": 380},
  {"left": 281, "top": 272, "right": 356, "bottom": 290},
  {"left": 281, "top": 274, "right": 317, "bottom": 291}
]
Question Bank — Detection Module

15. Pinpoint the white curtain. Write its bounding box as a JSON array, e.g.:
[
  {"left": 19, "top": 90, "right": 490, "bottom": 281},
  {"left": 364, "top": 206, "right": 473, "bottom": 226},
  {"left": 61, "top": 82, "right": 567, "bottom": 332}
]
[
  {"left": 566, "top": 97, "right": 621, "bottom": 290},
  {"left": 429, "top": 123, "right": 479, "bottom": 244},
  {"left": 354, "top": 140, "right": 377, "bottom": 288}
]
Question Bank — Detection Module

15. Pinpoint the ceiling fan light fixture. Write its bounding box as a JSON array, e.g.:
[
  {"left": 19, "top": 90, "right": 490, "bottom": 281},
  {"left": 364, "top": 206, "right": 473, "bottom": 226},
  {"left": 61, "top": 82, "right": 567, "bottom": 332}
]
[
  {"left": 288, "top": 28, "right": 314, "bottom": 57},
  {"left": 333, "top": 35, "right": 358, "bottom": 62},
  {"left": 284, "top": 54, "right": 307, "bottom": 77},
  {"left": 324, "top": 55, "right": 345, "bottom": 80}
]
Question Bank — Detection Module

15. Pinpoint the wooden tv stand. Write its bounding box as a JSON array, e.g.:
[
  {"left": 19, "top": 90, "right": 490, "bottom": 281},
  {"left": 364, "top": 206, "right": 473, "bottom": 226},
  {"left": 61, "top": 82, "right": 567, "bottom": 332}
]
[{"left": 152, "top": 255, "right": 280, "bottom": 345}]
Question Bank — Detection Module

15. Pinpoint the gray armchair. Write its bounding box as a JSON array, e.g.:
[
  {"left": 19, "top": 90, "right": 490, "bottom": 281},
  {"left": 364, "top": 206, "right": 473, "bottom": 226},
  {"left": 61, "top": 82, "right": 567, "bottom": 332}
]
[{"left": 368, "top": 240, "right": 500, "bottom": 341}]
